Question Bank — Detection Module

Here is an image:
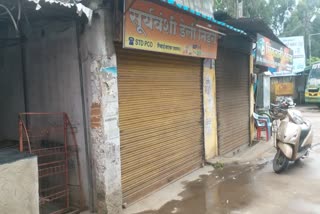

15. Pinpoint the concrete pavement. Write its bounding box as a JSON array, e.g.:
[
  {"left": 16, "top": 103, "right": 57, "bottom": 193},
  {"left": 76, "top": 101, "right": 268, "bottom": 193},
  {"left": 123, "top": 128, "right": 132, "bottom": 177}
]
[{"left": 124, "top": 105, "right": 320, "bottom": 214}]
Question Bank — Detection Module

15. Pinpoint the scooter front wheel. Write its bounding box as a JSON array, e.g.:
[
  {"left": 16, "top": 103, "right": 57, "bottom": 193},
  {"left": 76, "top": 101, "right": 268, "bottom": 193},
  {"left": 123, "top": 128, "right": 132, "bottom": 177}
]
[{"left": 273, "top": 149, "right": 289, "bottom": 173}]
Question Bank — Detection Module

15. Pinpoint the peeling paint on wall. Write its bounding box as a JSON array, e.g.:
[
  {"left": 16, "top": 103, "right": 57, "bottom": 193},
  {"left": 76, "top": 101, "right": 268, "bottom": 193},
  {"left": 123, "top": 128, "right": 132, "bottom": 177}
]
[
  {"left": 101, "top": 66, "right": 118, "bottom": 98},
  {"left": 101, "top": 66, "right": 118, "bottom": 76},
  {"left": 81, "top": 8, "right": 123, "bottom": 213},
  {"left": 89, "top": 54, "right": 122, "bottom": 213},
  {"left": 91, "top": 103, "right": 101, "bottom": 129},
  {"left": 204, "top": 72, "right": 214, "bottom": 118}
]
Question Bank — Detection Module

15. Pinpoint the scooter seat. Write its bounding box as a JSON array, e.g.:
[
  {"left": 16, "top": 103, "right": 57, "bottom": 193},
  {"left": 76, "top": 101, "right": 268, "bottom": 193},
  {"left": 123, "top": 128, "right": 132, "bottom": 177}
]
[
  {"left": 271, "top": 103, "right": 280, "bottom": 108},
  {"left": 299, "top": 125, "right": 310, "bottom": 150}
]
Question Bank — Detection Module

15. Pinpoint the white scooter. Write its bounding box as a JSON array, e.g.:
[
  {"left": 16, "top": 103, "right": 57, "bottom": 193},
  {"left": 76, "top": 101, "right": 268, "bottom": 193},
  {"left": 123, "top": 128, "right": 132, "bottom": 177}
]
[{"left": 270, "top": 98, "right": 313, "bottom": 173}]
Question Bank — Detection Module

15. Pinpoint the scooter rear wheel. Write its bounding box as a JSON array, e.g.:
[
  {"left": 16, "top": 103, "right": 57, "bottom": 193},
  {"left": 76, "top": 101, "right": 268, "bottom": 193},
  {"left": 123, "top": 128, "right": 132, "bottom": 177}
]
[{"left": 273, "top": 150, "right": 289, "bottom": 173}]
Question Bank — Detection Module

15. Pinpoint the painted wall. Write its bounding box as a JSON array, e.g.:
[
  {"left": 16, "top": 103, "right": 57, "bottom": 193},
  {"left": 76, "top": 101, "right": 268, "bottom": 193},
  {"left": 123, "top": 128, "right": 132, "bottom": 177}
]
[
  {"left": 0, "top": 8, "right": 121, "bottom": 213},
  {"left": 203, "top": 59, "right": 218, "bottom": 160},
  {"left": 23, "top": 21, "right": 90, "bottom": 206},
  {"left": 0, "top": 31, "right": 25, "bottom": 141},
  {"left": 0, "top": 150, "right": 39, "bottom": 214}
]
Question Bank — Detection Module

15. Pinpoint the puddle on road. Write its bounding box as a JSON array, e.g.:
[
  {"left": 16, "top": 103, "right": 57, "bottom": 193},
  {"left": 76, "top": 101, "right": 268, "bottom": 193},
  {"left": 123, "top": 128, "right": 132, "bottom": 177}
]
[
  {"left": 135, "top": 163, "right": 267, "bottom": 214},
  {"left": 130, "top": 106, "right": 320, "bottom": 214},
  {"left": 288, "top": 199, "right": 320, "bottom": 213}
]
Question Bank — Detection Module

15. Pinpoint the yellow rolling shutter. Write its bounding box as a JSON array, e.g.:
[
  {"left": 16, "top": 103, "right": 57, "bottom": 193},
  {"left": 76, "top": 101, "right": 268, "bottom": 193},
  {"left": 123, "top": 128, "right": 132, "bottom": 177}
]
[{"left": 116, "top": 46, "right": 204, "bottom": 204}]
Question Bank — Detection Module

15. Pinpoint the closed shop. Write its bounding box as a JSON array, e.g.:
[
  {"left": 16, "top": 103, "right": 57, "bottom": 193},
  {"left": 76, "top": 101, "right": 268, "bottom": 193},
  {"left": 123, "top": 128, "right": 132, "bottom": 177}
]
[
  {"left": 116, "top": 47, "right": 204, "bottom": 204},
  {"left": 116, "top": 0, "right": 247, "bottom": 206},
  {"left": 216, "top": 47, "right": 250, "bottom": 155}
]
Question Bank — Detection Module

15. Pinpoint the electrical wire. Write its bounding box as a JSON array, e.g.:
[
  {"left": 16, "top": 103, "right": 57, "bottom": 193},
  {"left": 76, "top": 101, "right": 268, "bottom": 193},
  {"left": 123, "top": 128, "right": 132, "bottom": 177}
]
[
  {"left": 0, "top": 5, "right": 14, "bottom": 16},
  {"left": 0, "top": 4, "right": 19, "bottom": 33},
  {"left": 18, "top": 0, "right": 21, "bottom": 21}
]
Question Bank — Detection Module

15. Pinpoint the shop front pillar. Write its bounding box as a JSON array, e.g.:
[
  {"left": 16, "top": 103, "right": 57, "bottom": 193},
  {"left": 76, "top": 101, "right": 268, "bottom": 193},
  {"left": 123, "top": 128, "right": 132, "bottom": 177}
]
[
  {"left": 250, "top": 55, "right": 255, "bottom": 144},
  {"left": 80, "top": 4, "right": 122, "bottom": 213},
  {"left": 203, "top": 59, "right": 218, "bottom": 159}
]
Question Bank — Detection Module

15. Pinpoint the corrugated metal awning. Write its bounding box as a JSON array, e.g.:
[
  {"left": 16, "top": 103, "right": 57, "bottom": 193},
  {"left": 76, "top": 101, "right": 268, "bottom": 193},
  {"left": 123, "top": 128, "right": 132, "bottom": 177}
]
[
  {"left": 27, "top": 0, "right": 92, "bottom": 21},
  {"left": 29, "top": 0, "right": 80, "bottom": 8},
  {"left": 159, "top": 0, "right": 247, "bottom": 35},
  {"left": 224, "top": 18, "right": 286, "bottom": 46}
]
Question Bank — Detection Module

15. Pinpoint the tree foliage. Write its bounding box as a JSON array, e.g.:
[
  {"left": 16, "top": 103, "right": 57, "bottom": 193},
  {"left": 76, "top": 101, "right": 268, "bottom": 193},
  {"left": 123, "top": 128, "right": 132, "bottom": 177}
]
[
  {"left": 282, "top": 0, "right": 320, "bottom": 64},
  {"left": 214, "top": 0, "right": 295, "bottom": 34},
  {"left": 215, "top": 0, "right": 320, "bottom": 64},
  {"left": 309, "top": 57, "right": 320, "bottom": 65}
]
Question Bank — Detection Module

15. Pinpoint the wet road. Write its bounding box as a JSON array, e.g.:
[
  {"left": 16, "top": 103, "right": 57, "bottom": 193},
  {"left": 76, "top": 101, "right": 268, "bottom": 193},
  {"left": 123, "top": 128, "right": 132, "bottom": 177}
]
[{"left": 136, "top": 106, "right": 320, "bottom": 214}]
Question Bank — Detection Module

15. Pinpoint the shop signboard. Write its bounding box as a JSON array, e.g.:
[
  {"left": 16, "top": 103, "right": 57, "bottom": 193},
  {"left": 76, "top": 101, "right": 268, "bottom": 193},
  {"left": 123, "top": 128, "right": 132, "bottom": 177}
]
[
  {"left": 123, "top": 0, "right": 218, "bottom": 59},
  {"left": 256, "top": 34, "right": 293, "bottom": 74},
  {"left": 274, "top": 82, "right": 294, "bottom": 96},
  {"left": 279, "top": 36, "right": 306, "bottom": 73}
]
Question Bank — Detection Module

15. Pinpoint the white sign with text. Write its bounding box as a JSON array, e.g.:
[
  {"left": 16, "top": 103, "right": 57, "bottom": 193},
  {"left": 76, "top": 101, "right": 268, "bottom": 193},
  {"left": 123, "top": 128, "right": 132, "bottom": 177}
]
[{"left": 280, "top": 36, "right": 306, "bottom": 72}]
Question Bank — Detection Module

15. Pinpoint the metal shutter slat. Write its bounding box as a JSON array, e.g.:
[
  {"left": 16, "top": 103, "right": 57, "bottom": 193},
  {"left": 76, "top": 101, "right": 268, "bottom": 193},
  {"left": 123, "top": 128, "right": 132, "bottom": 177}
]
[
  {"left": 116, "top": 45, "right": 203, "bottom": 204},
  {"left": 216, "top": 47, "right": 250, "bottom": 155}
]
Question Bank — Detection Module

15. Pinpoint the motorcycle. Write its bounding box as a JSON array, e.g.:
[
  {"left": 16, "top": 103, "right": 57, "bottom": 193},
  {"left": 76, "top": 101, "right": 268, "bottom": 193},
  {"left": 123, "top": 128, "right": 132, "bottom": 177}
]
[{"left": 270, "top": 98, "right": 313, "bottom": 173}]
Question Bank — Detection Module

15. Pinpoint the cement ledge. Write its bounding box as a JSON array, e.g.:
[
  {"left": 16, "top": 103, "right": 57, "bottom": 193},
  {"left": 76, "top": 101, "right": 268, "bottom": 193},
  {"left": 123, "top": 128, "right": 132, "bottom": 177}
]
[{"left": 207, "top": 141, "right": 275, "bottom": 167}]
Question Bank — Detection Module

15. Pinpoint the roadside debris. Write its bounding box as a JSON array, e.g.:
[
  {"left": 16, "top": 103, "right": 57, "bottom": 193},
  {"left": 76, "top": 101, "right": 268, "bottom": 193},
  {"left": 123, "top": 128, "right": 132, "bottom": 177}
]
[
  {"left": 211, "top": 161, "right": 224, "bottom": 169},
  {"left": 171, "top": 207, "right": 178, "bottom": 213}
]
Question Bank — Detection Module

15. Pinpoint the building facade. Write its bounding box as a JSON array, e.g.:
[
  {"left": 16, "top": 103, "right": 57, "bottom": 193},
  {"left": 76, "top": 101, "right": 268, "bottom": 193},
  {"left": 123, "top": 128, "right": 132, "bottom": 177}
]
[{"left": 0, "top": 0, "right": 255, "bottom": 213}]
